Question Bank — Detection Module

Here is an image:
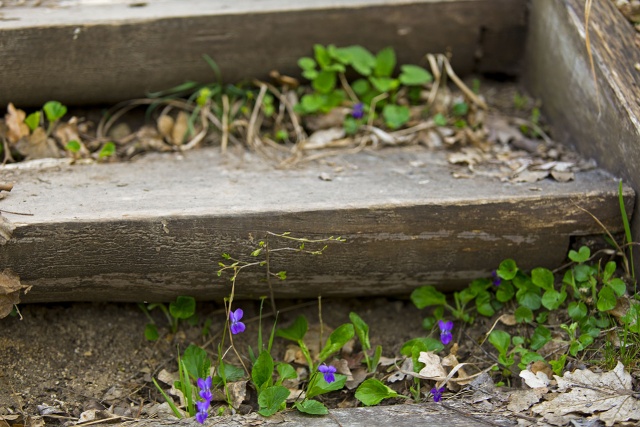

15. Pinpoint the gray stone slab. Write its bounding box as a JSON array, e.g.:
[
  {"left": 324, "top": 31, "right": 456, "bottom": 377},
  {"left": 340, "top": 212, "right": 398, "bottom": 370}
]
[{"left": 0, "top": 146, "right": 632, "bottom": 303}]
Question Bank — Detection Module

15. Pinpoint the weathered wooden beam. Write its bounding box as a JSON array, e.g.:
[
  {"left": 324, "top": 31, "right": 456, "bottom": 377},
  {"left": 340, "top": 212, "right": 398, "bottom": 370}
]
[
  {"left": 0, "top": 147, "right": 633, "bottom": 303},
  {"left": 523, "top": 0, "right": 640, "bottom": 266},
  {"left": 126, "top": 403, "right": 488, "bottom": 427},
  {"left": 0, "top": 0, "right": 527, "bottom": 107}
]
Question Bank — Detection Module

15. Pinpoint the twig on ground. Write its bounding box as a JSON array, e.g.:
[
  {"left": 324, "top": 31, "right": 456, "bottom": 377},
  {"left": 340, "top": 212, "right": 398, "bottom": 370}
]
[
  {"left": 246, "top": 84, "right": 268, "bottom": 150},
  {"left": 221, "top": 94, "right": 230, "bottom": 153}
]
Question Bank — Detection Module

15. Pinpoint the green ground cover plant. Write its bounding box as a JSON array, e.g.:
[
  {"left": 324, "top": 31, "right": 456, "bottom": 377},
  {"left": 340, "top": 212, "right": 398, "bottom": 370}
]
[
  {"left": 142, "top": 181, "right": 638, "bottom": 423},
  {"left": 2, "top": 44, "right": 491, "bottom": 168}
]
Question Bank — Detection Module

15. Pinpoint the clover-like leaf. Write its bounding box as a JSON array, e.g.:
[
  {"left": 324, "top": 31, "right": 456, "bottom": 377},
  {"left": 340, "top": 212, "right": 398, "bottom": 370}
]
[
  {"left": 532, "top": 267, "right": 555, "bottom": 291},
  {"left": 567, "top": 301, "right": 587, "bottom": 321},
  {"left": 43, "top": 100, "right": 67, "bottom": 122},
  {"left": 169, "top": 296, "right": 196, "bottom": 319},
  {"left": 497, "top": 259, "right": 518, "bottom": 280},
  {"left": 298, "top": 57, "right": 316, "bottom": 71},
  {"left": 312, "top": 70, "right": 337, "bottom": 94},
  {"left": 597, "top": 286, "right": 617, "bottom": 312},
  {"left": 514, "top": 305, "right": 533, "bottom": 323},
  {"left": 541, "top": 289, "right": 566, "bottom": 310},
  {"left": 398, "top": 64, "right": 433, "bottom": 86},
  {"left": 568, "top": 246, "right": 590, "bottom": 263}
]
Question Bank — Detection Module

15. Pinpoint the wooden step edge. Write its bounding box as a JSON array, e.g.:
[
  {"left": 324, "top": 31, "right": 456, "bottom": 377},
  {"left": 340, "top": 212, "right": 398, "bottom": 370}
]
[
  {"left": 0, "top": 0, "right": 527, "bottom": 106},
  {"left": 0, "top": 147, "right": 633, "bottom": 303}
]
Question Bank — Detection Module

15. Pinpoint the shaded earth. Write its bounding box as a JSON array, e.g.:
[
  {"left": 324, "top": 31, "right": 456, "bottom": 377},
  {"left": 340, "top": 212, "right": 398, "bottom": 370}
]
[{"left": 1, "top": 297, "right": 438, "bottom": 424}]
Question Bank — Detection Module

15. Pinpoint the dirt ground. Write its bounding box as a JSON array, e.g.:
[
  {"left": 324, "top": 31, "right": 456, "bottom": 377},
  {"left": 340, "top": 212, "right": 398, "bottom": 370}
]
[{"left": 1, "top": 297, "right": 455, "bottom": 425}]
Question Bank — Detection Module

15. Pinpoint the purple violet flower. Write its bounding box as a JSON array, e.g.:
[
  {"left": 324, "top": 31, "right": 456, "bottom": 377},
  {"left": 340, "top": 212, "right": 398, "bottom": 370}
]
[
  {"left": 195, "top": 400, "right": 210, "bottom": 424},
  {"left": 438, "top": 320, "right": 454, "bottom": 345},
  {"left": 318, "top": 363, "right": 337, "bottom": 384},
  {"left": 196, "top": 377, "right": 212, "bottom": 424},
  {"left": 431, "top": 386, "right": 446, "bottom": 402},
  {"left": 351, "top": 102, "right": 364, "bottom": 119},
  {"left": 197, "top": 376, "right": 213, "bottom": 401},
  {"left": 229, "top": 308, "right": 245, "bottom": 335},
  {"left": 492, "top": 270, "right": 502, "bottom": 287}
]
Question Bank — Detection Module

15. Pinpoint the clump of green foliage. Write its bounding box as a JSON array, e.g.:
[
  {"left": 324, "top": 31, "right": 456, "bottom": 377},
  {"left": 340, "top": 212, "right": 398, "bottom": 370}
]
[{"left": 296, "top": 44, "right": 433, "bottom": 131}]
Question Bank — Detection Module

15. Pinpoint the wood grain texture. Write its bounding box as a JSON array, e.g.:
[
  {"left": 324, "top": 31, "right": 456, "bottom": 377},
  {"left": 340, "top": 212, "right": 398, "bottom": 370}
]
[
  {"left": 121, "top": 403, "right": 491, "bottom": 427},
  {"left": 0, "top": 147, "right": 632, "bottom": 303},
  {"left": 523, "top": 0, "right": 640, "bottom": 266},
  {"left": 0, "top": 0, "right": 527, "bottom": 107}
]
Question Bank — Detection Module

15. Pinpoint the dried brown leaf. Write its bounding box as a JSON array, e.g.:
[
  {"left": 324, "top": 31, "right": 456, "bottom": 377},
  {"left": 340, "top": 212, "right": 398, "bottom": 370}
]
[
  {"left": 304, "top": 108, "right": 346, "bottom": 131},
  {"left": 171, "top": 111, "right": 189, "bottom": 146},
  {"left": 417, "top": 351, "right": 447, "bottom": 379},
  {"left": 345, "top": 367, "right": 367, "bottom": 390},
  {"left": 5, "top": 103, "right": 29, "bottom": 144},
  {"left": 15, "top": 127, "right": 62, "bottom": 160},
  {"left": 532, "top": 362, "right": 640, "bottom": 426},
  {"left": 0, "top": 269, "right": 30, "bottom": 318},
  {"left": 157, "top": 114, "right": 174, "bottom": 139},
  {"left": 447, "top": 148, "right": 483, "bottom": 166},
  {"left": 512, "top": 170, "right": 548, "bottom": 183},
  {"left": 498, "top": 314, "right": 517, "bottom": 326},
  {"left": 507, "top": 389, "right": 546, "bottom": 413},
  {"left": 227, "top": 380, "right": 247, "bottom": 409},
  {"left": 53, "top": 118, "right": 80, "bottom": 145}
]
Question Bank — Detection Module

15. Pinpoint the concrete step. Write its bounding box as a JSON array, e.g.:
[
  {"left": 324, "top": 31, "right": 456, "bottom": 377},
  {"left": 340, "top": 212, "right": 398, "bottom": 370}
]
[{"left": 0, "top": 146, "right": 633, "bottom": 303}]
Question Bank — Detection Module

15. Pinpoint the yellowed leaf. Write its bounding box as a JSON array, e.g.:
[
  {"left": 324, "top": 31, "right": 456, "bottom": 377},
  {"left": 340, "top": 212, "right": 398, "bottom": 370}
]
[
  {"left": 171, "top": 111, "right": 189, "bottom": 146},
  {"left": 157, "top": 114, "right": 174, "bottom": 139}
]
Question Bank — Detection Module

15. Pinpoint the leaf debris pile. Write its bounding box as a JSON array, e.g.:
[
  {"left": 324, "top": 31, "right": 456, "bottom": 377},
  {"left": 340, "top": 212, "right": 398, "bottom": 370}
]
[{"left": 0, "top": 55, "right": 594, "bottom": 185}]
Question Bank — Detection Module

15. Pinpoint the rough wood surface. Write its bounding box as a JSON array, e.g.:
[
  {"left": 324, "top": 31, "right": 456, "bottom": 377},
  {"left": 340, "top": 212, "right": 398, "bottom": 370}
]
[
  {"left": 0, "top": 0, "right": 527, "bottom": 107},
  {"left": 0, "top": 146, "right": 633, "bottom": 303},
  {"left": 523, "top": 0, "right": 640, "bottom": 266},
  {"left": 119, "top": 403, "right": 496, "bottom": 426}
]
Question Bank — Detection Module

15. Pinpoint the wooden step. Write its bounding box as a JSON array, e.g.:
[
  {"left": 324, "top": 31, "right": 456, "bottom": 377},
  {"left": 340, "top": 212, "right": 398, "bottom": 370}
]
[
  {"left": 0, "top": 0, "right": 527, "bottom": 107},
  {"left": 524, "top": 0, "right": 640, "bottom": 267},
  {"left": 0, "top": 146, "right": 633, "bottom": 303}
]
